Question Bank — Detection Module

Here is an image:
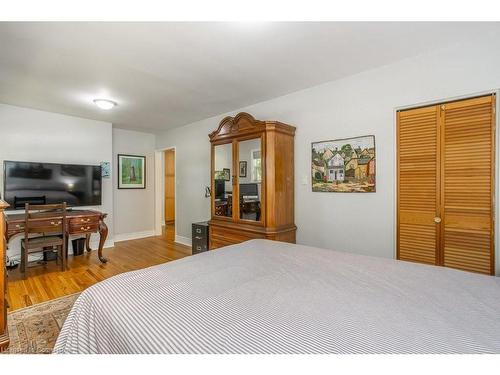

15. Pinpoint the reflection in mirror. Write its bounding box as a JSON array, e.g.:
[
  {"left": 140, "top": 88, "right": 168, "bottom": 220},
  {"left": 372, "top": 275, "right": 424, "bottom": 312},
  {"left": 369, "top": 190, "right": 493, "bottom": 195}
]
[
  {"left": 238, "top": 138, "right": 262, "bottom": 221},
  {"left": 214, "top": 143, "right": 232, "bottom": 217}
]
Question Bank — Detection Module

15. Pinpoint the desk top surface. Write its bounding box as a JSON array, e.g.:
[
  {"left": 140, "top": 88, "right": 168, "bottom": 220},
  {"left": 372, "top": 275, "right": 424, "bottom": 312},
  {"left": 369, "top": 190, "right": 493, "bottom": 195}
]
[{"left": 5, "top": 209, "right": 105, "bottom": 223}]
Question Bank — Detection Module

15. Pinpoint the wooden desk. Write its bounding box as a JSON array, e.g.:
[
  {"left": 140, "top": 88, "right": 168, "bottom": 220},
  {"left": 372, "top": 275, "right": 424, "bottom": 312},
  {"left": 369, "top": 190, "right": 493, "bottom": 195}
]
[
  {"left": 215, "top": 200, "right": 261, "bottom": 220},
  {"left": 214, "top": 201, "right": 229, "bottom": 217},
  {"left": 5, "top": 209, "right": 109, "bottom": 263},
  {"left": 240, "top": 200, "right": 261, "bottom": 221}
]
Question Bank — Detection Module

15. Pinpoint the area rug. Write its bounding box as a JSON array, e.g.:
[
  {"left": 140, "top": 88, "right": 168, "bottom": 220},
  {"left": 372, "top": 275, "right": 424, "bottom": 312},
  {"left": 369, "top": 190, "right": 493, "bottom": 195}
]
[{"left": 3, "top": 293, "right": 80, "bottom": 354}]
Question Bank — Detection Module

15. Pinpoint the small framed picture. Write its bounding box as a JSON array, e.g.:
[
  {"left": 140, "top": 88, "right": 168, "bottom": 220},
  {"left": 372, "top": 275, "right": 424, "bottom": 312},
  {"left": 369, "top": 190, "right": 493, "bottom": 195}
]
[
  {"left": 223, "top": 168, "right": 231, "bottom": 181},
  {"left": 118, "top": 154, "right": 146, "bottom": 189},
  {"left": 239, "top": 161, "right": 247, "bottom": 178}
]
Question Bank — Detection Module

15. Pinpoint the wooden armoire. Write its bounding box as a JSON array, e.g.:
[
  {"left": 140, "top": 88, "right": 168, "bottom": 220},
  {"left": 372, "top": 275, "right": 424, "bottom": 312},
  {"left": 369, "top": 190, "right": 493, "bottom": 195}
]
[
  {"left": 397, "top": 94, "right": 496, "bottom": 275},
  {"left": 208, "top": 112, "right": 296, "bottom": 249}
]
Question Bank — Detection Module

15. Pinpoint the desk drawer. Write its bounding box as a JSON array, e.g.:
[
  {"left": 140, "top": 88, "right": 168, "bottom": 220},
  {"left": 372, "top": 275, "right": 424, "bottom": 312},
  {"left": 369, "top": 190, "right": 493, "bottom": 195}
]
[
  {"left": 69, "top": 217, "right": 99, "bottom": 227},
  {"left": 69, "top": 223, "right": 99, "bottom": 234},
  {"left": 25, "top": 219, "right": 64, "bottom": 233}
]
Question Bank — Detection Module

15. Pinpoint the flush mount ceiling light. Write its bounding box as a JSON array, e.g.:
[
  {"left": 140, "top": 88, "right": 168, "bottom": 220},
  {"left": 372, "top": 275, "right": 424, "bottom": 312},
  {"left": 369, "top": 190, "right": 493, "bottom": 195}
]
[{"left": 93, "top": 99, "right": 117, "bottom": 110}]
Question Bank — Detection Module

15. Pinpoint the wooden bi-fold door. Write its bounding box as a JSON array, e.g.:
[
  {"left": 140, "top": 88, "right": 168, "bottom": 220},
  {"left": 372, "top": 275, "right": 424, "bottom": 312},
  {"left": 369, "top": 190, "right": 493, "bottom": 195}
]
[{"left": 397, "top": 94, "right": 496, "bottom": 275}]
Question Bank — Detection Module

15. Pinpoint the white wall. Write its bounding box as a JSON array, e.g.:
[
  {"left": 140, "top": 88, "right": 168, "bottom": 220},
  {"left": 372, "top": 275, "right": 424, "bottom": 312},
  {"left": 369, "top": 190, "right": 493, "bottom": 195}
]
[
  {"left": 113, "top": 128, "right": 156, "bottom": 241},
  {"left": 0, "top": 103, "right": 114, "bottom": 257},
  {"left": 156, "top": 37, "right": 500, "bottom": 273}
]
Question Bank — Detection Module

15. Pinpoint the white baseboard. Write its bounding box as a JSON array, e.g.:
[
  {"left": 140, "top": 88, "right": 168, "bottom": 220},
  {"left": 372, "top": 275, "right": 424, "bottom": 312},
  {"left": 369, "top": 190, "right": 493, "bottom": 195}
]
[
  {"left": 175, "top": 235, "right": 192, "bottom": 247},
  {"left": 89, "top": 239, "right": 115, "bottom": 249},
  {"left": 114, "top": 230, "right": 155, "bottom": 243}
]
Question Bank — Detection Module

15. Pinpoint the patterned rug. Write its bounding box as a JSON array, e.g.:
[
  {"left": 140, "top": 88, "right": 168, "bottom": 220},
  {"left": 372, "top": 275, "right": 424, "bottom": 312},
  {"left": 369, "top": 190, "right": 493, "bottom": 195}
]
[{"left": 3, "top": 293, "right": 80, "bottom": 354}]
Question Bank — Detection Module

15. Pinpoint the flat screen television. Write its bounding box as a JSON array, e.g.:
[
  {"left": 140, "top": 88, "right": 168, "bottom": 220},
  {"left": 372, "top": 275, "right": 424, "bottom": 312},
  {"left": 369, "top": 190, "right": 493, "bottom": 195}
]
[
  {"left": 3, "top": 161, "right": 102, "bottom": 209},
  {"left": 215, "top": 179, "right": 225, "bottom": 200},
  {"left": 239, "top": 183, "right": 258, "bottom": 197}
]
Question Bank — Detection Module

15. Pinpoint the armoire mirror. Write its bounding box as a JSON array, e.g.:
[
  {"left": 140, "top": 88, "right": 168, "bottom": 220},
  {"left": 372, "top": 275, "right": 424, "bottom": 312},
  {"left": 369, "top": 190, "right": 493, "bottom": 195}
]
[
  {"left": 213, "top": 142, "right": 233, "bottom": 218},
  {"left": 237, "top": 138, "right": 262, "bottom": 222}
]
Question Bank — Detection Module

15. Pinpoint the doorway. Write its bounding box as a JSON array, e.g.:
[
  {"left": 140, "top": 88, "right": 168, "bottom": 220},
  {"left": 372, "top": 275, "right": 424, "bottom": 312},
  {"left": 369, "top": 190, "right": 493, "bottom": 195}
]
[{"left": 164, "top": 149, "right": 175, "bottom": 241}]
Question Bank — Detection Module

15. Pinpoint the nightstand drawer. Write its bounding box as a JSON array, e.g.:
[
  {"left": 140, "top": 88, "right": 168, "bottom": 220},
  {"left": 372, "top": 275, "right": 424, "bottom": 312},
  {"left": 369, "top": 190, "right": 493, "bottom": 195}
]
[
  {"left": 192, "top": 226, "right": 208, "bottom": 237},
  {"left": 192, "top": 240, "right": 208, "bottom": 254}
]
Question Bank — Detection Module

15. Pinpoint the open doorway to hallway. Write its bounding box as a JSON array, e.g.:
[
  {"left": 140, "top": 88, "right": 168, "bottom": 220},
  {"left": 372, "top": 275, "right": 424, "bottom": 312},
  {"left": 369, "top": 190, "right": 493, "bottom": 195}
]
[{"left": 164, "top": 149, "right": 175, "bottom": 241}]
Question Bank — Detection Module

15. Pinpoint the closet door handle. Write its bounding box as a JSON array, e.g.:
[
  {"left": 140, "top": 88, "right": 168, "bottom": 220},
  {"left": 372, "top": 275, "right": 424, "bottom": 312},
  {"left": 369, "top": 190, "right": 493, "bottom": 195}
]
[{"left": 434, "top": 217, "right": 442, "bottom": 223}]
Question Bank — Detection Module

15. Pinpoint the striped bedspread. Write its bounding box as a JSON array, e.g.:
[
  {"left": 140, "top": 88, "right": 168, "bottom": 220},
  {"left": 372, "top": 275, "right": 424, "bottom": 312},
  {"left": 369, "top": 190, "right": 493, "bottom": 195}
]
[{"left": 54, "top": 239, "right": 500, "bottom": 354}]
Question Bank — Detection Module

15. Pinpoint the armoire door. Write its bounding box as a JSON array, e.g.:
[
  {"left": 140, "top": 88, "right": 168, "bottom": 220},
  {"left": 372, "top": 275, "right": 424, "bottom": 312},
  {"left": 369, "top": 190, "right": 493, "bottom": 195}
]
[{"left": 397, "top": 94, "right": 496, "bottom": 275}]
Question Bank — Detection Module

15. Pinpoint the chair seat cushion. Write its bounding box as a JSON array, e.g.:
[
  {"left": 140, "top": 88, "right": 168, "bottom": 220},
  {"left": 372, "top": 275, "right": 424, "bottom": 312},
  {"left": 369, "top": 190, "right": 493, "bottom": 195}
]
[{"left": 22, "top": 235, "right": 63, "bottom": 250}]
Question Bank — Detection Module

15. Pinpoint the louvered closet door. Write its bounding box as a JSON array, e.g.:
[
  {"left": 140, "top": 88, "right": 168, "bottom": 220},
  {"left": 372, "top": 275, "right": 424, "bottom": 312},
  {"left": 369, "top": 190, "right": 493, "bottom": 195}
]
[
  {"left": 397, "top": 105, "right": 440, "bottom": 265},
  {"left": 442, "top": 95, "right": 495, "bottom": 275}
]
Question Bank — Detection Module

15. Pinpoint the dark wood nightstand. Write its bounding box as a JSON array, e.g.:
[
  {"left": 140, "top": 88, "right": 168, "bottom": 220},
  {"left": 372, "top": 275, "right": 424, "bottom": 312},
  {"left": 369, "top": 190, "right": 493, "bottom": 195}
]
[{"left": 192, "top": 222, "right": 209, "bottom": 255}]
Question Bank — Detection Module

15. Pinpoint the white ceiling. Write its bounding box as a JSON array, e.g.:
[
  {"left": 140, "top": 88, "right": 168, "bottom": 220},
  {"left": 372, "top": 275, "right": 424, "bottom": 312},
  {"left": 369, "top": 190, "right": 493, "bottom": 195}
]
[{"left": 0, "top": 22, "right": 499, "bottom": 132}]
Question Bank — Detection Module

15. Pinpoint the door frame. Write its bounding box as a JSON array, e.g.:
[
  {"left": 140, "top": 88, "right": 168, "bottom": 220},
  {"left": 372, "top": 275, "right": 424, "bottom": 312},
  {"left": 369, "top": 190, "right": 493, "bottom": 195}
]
[
  {"left": 393, "top": 89, "right": 500, "bottom": 275},
  {"left": 154, "top": 146, "right": 177, "bottom": 239}
]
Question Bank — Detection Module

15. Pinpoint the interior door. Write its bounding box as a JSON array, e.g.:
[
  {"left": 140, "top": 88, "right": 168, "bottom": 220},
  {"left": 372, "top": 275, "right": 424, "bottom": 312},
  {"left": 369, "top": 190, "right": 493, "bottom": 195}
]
[
  {"left": 397, "top": 105, "right": 440, "bottom": 265},
  {"left": 441, "top": 95, "right": 495, "bottom": 274},
  {"left": 164, "top": 149, "right": 175, "bottom": 224}
]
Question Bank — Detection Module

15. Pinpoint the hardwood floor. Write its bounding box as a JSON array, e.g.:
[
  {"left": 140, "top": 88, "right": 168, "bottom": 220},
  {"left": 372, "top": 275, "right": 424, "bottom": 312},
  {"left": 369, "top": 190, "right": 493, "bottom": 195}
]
[{"left": 6, "top": 224, "right": 189, "bottom": 311}]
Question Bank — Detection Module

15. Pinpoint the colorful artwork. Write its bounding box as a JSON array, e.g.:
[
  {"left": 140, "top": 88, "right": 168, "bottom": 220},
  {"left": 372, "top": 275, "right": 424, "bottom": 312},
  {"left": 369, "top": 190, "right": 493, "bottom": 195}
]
[
  {"left": 118, "top": 154, "right": 146, "bottom": 189},
  {"left": 311, "top": 135, "right": 375, "bottom": 192}
]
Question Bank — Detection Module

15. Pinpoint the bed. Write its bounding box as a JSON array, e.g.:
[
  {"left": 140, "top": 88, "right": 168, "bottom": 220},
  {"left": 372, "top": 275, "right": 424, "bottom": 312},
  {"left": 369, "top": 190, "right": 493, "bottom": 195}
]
[{"left": 53, "top": 239, "right": 500, "bottom": 354}]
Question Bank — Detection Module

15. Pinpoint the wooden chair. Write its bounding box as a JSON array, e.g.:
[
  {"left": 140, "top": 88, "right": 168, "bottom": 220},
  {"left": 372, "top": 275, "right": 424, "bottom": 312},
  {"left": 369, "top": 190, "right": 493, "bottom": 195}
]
[{"left": 20, "top": 203, "right": 67, "bottom": 279}]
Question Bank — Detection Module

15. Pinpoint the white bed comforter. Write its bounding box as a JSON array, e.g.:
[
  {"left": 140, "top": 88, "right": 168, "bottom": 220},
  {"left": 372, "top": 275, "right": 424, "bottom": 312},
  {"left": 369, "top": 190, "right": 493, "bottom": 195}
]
[{"left": 54, "top": 239, "right": 500, "bottom": 354}]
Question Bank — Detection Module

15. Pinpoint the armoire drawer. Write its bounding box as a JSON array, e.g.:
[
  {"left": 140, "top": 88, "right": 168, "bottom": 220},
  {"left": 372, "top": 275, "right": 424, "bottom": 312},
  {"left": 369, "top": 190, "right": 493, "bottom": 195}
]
[{"left": 209, "top": 224, "right": 266, "bottom": 250}]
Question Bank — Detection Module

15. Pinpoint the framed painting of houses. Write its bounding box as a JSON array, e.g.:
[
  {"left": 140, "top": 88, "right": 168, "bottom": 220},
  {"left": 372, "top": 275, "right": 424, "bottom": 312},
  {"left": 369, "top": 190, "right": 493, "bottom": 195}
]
[
  {"left": 311, "top": 135, "right": 375, "bottom": 192},
  {"left": 118, "top": 154, "right": 146, "bottom": 189}
]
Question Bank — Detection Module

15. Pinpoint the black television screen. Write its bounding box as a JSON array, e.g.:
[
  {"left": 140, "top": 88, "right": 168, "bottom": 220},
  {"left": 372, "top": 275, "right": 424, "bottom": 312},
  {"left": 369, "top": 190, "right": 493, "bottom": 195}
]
[
  {"left": 215, "top": 179, "right": 225, "bottom": 200},
  {"left": 239, "top": 183, "right": 258, "bottom": 197},
  {"left": 3, "top": 161, "right": 102, "bottom": 209}
]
